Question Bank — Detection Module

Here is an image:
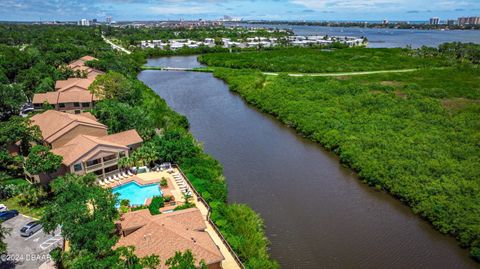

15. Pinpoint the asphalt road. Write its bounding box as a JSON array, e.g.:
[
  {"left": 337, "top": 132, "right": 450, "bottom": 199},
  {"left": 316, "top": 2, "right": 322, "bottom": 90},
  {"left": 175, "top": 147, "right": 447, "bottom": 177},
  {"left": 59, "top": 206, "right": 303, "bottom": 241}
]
[{"left": 1, "top": 215, "right": 62, "bottom": 269}]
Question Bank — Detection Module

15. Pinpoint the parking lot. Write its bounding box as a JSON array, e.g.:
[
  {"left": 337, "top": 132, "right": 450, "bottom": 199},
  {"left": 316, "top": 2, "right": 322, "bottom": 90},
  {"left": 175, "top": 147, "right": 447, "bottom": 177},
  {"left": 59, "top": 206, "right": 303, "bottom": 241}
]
[{"left": 1, "top": 214, "right": 62, "bottom": 269}]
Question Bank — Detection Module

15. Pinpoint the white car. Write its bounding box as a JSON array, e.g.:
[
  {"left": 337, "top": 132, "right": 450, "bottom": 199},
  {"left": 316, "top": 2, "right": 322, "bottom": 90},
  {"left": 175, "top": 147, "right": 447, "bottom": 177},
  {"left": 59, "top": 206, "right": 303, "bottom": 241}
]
[{"left": 0, "top": 204, "right": 7, "bottom": 212}]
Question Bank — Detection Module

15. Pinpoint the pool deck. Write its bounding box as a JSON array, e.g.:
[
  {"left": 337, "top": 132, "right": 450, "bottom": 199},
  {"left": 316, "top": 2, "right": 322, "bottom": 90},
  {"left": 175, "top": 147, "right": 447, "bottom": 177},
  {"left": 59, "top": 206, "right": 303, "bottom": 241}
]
[{"left": 105, "top": 169, "right": 241, "bottom": 269}]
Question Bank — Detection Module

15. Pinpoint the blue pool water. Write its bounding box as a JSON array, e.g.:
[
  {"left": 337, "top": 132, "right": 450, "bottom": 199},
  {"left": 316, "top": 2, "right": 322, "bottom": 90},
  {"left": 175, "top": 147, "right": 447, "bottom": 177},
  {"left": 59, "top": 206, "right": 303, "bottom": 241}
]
[{"left": 112, "top": 182, "right": 162, "bottom": 206}]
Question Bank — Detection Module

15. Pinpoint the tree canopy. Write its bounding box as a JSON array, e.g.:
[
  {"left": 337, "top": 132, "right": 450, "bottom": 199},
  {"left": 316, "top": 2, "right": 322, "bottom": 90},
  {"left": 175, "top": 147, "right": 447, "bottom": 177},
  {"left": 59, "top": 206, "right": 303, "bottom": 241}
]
[
  {"left": 0, "top": 83, "right": 26, "bottom": 120},
  {"left": 24, "top": 145, "right": 62, "bottom": 176},
  {"left": 164, "top": 250, "right": 207, "bottom": 269}
]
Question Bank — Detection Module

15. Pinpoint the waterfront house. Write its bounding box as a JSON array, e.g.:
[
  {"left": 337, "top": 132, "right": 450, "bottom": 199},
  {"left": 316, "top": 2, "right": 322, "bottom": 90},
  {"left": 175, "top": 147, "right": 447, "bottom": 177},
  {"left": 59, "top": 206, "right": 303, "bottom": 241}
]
[
  {"left": 115, "top": 208, "right": 224, "bottom": 269},
  {"left": 27, "top": 110, "right": 143, "bottom": 184}
]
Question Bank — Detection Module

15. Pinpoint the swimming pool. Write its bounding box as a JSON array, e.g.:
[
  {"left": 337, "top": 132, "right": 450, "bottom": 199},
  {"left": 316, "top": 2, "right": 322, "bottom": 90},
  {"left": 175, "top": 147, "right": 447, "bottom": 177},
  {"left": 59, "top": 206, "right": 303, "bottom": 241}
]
[{"left": 112, "top": 182, "right": 162, "bottom": 206}]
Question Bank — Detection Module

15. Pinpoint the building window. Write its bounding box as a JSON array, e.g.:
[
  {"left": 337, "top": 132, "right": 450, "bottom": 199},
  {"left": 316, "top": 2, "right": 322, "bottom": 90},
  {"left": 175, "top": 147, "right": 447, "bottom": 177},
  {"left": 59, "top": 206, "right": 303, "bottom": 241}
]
[
  {"left": 74, "top": 110, "right": 81, "bottom": 114},
  {"left": 86, "top": 159, "right": 100, "bottom": 167},
  {"left": 73, "top": 163, "right": 83, "bottom": 172},
  {"left": 104, "top": 165, "right": 119, "bottom": 174},
  {"left": 103, "top": 154, "right": 117, "bottom": 162},
  {"left": 73, "top": 102, "right": 80, "bottom": 107},
  {"left": 59, "top": 103, "right": 66, "bottom": 108},
  {"left": 119, "top": 151, "right": 126, "bottom": 158},
  {"left": 81, "top": 102, "right": 90, "bottom": 108}
]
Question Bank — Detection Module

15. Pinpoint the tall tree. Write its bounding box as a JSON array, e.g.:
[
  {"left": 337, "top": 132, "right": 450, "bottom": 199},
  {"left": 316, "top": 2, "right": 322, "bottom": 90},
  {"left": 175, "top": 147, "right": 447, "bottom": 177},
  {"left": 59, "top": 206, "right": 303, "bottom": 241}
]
[
  {"left": 88, "top": 71, "right": 141, "bottom": 104},
  {"left": 0, "top": 116, "right": 40, "bottom": 156},
  {"left": 0, "top": 223, "right": 10, "bottom": 254},
  {"left": 0, "top": 83, "right": 26, "bottom": 120},
  {"left": 165, "top": 250, "right": 208, "bottom": 269},
  {"left": 24, "top": 145, "right": 62, "bottom": 176}
]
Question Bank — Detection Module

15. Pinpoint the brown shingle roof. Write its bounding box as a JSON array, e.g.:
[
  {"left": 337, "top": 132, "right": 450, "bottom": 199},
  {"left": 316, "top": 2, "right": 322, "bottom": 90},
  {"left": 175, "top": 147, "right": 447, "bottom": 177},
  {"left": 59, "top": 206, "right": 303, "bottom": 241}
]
[
  {"left": 57, "top": 90, "right": 94, "bottom": 103},
  {"left": 100, "top": 130, "right": 143, "bottom": 147},
  {"left": 32, "top": 92, "right": 59, "bottom": 104},
  {"left": 56, "top": 78, "right": 94, "bottom": 92},
  {"left": 55, "top": 78, "right": 83, "bottom": 90},
  {"left": 30, "top": 110, "right": 107, "bottom": 144},
  {"left": 116, "top": 208, "right": 223, "bottom": 268},
  {"left": 52, "top": 134, "right": 128, "bottom": 166},
  {"left": 79, "top": 55, "right": 97, "bottom": 62}
]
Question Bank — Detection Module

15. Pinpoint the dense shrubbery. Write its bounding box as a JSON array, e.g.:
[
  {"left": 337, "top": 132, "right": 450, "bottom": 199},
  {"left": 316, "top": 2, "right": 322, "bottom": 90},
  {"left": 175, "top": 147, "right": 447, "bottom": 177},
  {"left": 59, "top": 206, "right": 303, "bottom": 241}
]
[
  {"left": 212, "top": 64, "right": 480, "bottom": 260},
  {"left": 148, "top": 196, "right": 164, "bottom": 215},
  {"left": 199, "top": 47, "right": 451, "bottom": 73}
]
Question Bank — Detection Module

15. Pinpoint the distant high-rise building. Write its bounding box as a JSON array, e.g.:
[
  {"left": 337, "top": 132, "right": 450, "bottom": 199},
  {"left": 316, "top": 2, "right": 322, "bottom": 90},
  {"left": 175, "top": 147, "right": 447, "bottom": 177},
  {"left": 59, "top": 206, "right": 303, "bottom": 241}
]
[
  {"left": 429, "top": 17, "right": 440, "bottom": 25},
  {"left": 446, "top": 19, "right": 456, "bottom": 26},
  {"left": 78, "top": 19, "right": 90, "bottom": 26},
  {"left": 92, "top": 18, "right": 97, "bottom": 24},
  {"left": 106, "top": 16, "right": 112, "bottom": 24},
  {"left": 382, "top": 19, "right": 389, "bottom": 25},
  {"left": 458, "top": 16, "right": 480, "bottom": 25}
]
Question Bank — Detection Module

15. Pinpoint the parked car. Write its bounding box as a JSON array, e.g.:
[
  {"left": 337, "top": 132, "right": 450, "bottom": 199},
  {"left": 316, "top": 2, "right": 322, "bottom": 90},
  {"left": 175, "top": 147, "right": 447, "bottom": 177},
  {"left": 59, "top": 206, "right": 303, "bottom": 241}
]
[
  {"left": 0, "top": 210, "right": 19, "bottom": 221},
  {"left": 20, "top": 221, "right": 43, "bottom": 237}
]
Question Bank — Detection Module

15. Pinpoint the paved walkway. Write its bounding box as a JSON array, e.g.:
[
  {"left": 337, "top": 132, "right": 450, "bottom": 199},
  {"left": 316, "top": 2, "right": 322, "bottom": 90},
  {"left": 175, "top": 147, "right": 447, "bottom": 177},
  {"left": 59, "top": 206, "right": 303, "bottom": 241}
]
[
  {"left": 151, "top": 65, "right": 423, "bottom": 77},
  {"left": 102, "top": 35, "right": 131, "bottom": 54},
  {"left": 263, "top": 68, "right": 420, "bottom": 77}
]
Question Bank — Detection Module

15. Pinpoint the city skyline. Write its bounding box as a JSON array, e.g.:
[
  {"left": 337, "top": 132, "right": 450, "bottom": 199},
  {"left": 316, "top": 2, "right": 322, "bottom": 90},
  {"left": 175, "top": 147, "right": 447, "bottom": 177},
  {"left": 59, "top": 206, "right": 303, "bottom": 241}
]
[{"left": 1, "top": 0, "right": 479, "bottom": 22}]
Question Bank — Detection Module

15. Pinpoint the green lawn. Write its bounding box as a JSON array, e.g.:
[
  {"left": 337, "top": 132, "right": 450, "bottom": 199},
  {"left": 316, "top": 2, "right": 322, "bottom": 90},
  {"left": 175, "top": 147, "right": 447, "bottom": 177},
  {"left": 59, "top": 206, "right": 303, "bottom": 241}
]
[
  {"left": 3, "top": 196, "right": 45, "bottom": 219},
  {"left": 198, "top": 47, "right": 450, "bottom": 73}
]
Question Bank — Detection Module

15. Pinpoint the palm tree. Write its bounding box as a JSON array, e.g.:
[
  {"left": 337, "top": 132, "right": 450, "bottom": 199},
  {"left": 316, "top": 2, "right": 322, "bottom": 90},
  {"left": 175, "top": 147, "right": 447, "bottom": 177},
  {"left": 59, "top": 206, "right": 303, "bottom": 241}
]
[{"left": 183, "top": 192, "right": 193, "bottom": 206}]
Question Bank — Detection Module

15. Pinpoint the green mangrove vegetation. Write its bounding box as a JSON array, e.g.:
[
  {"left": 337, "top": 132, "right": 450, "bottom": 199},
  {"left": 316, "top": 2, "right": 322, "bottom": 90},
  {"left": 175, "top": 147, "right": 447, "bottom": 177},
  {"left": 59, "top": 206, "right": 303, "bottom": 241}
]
[
  {"left": 198, "top": 47, "right": 453, "bottom": 73},
  {"left": 205, "top": 44, "right": 480, "bottom": 260}
]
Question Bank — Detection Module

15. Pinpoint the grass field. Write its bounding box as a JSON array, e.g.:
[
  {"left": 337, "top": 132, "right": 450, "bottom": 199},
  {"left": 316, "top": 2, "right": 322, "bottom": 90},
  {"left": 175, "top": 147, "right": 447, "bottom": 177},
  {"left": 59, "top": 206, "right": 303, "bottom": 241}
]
[{"left": 198, "top": 47, "right": 451, "bottom": 73}]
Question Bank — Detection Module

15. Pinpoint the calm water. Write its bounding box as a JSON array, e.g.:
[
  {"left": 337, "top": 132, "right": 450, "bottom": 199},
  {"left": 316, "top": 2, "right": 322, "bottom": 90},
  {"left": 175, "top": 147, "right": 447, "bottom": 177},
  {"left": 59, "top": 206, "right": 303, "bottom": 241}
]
[
  {"left": 230, "top": 23, "right": 480, "bottom": 48},
  {"left": 138, "top": 56, "right": 478, "bottom": 268}
]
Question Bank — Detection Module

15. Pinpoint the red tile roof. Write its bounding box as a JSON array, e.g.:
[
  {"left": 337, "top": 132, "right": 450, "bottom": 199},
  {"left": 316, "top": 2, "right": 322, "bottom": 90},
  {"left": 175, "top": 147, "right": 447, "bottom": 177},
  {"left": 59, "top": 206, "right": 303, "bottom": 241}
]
[{"left": 116, "top": 208, "right": 224, "bottom": 268}]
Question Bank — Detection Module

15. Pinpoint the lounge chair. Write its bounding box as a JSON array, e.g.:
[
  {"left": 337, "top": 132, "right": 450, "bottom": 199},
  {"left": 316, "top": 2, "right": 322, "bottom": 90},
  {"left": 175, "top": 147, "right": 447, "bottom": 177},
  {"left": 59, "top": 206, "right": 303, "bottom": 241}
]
[
  {"left": 121, "top": 172, "right": 128, "bottom": 178},
  {"left": 108, "top": 177, "right": 115, "bottom": 184},
  {"left": 99, "top": 180, "right": 105, "bottom": 186},
  {"left": 127, "top": 171, "right": 133, "bottom": 176},
  {"left": 115, "top": 174, "right": 123, "bottom": 181},
  {"left": 113, "top": 174, "right": 119, "bottom": 181}
]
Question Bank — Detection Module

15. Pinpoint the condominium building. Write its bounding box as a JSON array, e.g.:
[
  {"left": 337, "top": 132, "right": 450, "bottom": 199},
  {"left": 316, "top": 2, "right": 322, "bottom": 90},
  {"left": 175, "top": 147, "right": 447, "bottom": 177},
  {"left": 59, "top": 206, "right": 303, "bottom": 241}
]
[
  {"left": 27, "top": 110, "right": 143, "bottom": 184},
  {"left": 79, "top": 19, "right": 90, "bottom": 26},
  {"left": 429, "top": 17, "right": 440, "bottom": 25},
  {"left": 32, "top": 56, "right": 104, "bottom": 114},
  {"left": 458, "top": 16, "right": 480, "bottom": 25}
]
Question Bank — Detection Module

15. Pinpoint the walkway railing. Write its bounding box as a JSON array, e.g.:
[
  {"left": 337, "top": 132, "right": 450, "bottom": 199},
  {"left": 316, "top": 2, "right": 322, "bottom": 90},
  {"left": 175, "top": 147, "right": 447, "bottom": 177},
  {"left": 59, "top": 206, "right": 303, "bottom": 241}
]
[{"left": 173, "top": 164, "right": 245, "bottom": 269}]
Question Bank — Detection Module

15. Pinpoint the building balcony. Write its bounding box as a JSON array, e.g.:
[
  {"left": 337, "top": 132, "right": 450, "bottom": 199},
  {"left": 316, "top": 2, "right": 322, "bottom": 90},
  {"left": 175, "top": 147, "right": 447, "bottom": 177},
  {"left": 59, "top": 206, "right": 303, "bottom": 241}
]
[
  {"left": 103, "top": 158, "right": 118, "bottom": 167},
  {"left": 85, "top": 163, "right": 102, "bottom": 173}
]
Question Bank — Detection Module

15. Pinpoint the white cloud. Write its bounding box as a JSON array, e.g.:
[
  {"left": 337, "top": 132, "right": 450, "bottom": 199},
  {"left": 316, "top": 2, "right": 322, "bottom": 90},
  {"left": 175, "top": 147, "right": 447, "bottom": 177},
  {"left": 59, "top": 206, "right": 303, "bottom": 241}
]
[
  {"left": 290, "top": 0, "right": 407, "bottom": 10},
  {"left": 149, "top": 5, "right": 211, "bottom": 14}
]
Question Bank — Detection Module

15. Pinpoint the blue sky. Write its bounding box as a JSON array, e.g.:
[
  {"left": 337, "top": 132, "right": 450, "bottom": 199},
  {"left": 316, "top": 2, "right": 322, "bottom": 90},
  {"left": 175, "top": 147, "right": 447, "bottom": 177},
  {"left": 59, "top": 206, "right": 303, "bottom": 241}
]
[{"left": 1, "top": 0, "right": 479, "bottom": 22}]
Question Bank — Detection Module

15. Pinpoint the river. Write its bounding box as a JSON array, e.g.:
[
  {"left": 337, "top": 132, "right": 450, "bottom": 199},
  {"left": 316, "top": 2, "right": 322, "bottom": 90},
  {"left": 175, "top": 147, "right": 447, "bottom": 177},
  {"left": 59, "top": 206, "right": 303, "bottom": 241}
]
[
  {"left": 228, "top": 23, "right": 480, "bottom": 48},
  {"left": 138, "top": 56, "right": 477, "bottom": 268}
]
